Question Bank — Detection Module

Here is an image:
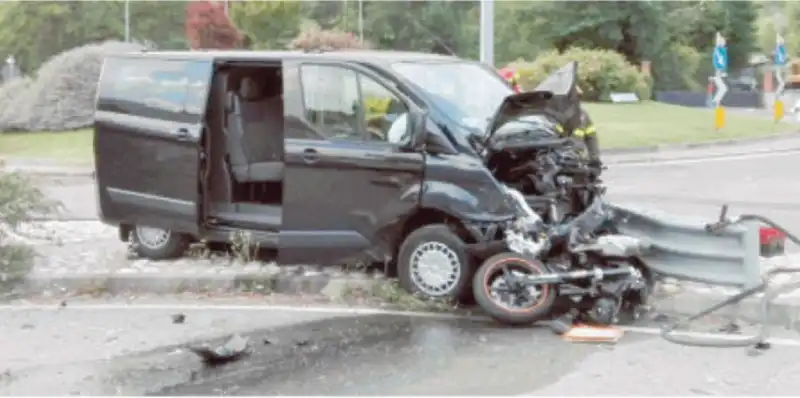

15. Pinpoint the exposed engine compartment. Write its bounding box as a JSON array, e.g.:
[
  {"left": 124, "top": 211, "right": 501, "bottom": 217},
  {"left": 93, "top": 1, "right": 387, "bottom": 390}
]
[{"left": 485, "top": 135, "right": 602, "bottom": 224}]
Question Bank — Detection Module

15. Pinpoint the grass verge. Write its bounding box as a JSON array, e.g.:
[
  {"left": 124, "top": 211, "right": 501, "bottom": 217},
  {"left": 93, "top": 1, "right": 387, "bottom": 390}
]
[
  {"left": 0, "top": 102, "right": 794, "bottom": 164},
  {"left": 585, "top": 102, "right": 795, "bottom": 149},
  {"left": 0, "top": 129, "right": 92, "bottom": 165}
]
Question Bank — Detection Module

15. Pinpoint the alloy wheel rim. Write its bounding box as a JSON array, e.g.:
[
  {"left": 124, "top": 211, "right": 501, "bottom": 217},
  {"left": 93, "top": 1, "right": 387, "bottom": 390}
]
[
  {"left": 409, "top": 241, "right": 461, "bottom": 297},
  {"left": 135, "top": 226, "right": 171, "bottom": 250}
]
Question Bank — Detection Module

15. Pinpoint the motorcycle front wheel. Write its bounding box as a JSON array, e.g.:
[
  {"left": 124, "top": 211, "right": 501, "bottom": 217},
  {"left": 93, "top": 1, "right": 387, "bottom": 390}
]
[{"left": 472, "top": 253, "right": 557, "bottom": 326}]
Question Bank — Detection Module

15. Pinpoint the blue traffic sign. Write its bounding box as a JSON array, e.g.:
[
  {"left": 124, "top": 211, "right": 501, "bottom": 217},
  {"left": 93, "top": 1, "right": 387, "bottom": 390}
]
[
  {"left": 775, "top": 43, "right": 788, "bottom": 66},
  {"left": 713, "top": 46, "right": 728, "bottom": 71}
]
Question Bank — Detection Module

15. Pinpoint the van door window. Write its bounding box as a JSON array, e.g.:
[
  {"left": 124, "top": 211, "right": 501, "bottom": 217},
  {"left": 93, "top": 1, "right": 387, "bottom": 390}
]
[
  {"left": 360, "top": 76, "right": 409, "bottom": 144},
  {"left": 299, "top": 64, "right": 409, "bottom": 144},
  {"left": 97, "top": 58, "right": 211, "bottom": 124},
  {"left": 300, "top": 64, "right": 362, "bottom": 140}
]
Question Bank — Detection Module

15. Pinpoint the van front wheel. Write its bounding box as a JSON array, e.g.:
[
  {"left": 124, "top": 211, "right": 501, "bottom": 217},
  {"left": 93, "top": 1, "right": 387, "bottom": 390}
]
[
  {"left": 397, "top": 224, "right": 473, "bottom": 301},
  {"left": 130, "top": 225, "right": 189, "bottom": 260}
]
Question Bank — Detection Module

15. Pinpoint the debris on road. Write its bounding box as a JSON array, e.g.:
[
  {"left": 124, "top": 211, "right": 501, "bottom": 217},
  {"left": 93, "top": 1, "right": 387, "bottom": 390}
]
[
  {"left": 171, "top": 313, "right": 186, "bottom": 324},
  {"left": 188, "top": 334, "right": 250, "bottom": 366},
  {"left": 561, "top": 325, "right": 624, "bottom": 344}
]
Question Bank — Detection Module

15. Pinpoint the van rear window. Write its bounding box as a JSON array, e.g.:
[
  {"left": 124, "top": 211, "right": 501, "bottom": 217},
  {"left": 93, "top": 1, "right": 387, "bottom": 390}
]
[{"left": 97, "top": 57, "right": 211, "bottom": 121}]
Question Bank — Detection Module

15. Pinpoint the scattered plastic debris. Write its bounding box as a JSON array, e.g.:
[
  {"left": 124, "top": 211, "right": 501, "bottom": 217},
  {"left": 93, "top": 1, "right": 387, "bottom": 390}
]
[
  {"left": 171, "top": 313, "right": 186, "bottom": 324},
  {"left": 188, "top": 334, "right": 251, "bottom": 366},
  {"left": 561, "top": 325, "right": 624, "bottom": 344}
]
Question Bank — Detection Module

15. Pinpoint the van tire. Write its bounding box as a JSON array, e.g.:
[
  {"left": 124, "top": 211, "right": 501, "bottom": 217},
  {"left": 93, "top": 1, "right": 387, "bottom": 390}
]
[
  {"left": 130, "top": 225, "right": 189, "bottom": 260},
  {"left": 397, "top": 224, "right": 473, "bottom": 302}
]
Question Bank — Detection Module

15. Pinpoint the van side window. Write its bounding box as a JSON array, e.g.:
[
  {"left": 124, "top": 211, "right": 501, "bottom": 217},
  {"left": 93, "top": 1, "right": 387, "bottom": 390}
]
[
  {"left": 184, "top": 61, "right": 213, "bottom": 116},
  {"left": 97, "top": 58, "right": 211, "bottom": 122},
  {"left": 283, "top": 64, "right": 320, "bottom": 140},
  {"left": 360, "top": 76, "right": 409, "bottom": 144},
  {"left": 300, "top": 65, "right": 362, "bottom": 141}
]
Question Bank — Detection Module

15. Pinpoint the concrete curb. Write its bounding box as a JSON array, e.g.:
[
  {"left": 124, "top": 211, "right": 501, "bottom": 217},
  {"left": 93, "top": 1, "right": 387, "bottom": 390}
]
[
  {"left": 15, "top": 269, "right": 800, "bottom": 327},
  {"left": 15, "top": 269, "right": 385, "bottom": 299}
]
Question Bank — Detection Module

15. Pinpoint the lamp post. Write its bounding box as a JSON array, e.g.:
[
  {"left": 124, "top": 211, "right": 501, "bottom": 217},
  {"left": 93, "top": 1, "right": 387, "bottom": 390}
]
[
  {"left": 479, "top": 0, "right": 494, "bottom": 66},
  {"left": 124, "top": 0, "right": 130, "bottom": 42}
]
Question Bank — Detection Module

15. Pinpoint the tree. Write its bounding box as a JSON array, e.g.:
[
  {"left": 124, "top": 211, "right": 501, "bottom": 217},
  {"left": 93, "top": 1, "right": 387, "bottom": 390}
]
[
  {"left": 493, "top": 2, "right": 550, "bottom": 64},
  {"left": 229, "top": 1, "right": 303, "bottom": 50},
  {"left": 722, "top": 0, "right": 759, "bottom": 70},
  {"left": 359, "top": 0, "right": 476, "bottom": 58},
  {"left": 184, "top": 0, "right": 243, "bottom": 50},
  {"left": 0, "top": 1, "right": 127, "bottom": 74},
  {"left": 535, "top": 1, "right": 668, "bottom": 66},
  {"left": 0, "top": 1, "right": 189, "bottom": 74},
  {"left": 668, "top": 0, "right": 758, "bottom": 70},
  {"left": 129, "top": 1, "right": 188, "bottom": 50}
]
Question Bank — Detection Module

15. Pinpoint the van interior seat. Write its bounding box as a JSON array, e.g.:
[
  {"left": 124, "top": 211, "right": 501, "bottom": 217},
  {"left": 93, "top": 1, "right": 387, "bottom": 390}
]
[{"left": 225, "top": 77, "right": 284, "bottom": 183}]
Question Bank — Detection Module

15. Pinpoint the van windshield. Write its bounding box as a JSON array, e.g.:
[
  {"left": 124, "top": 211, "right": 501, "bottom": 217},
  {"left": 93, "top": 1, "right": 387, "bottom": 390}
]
[{"left": 390, "top": 61, "right": 512, "bottom": 133}]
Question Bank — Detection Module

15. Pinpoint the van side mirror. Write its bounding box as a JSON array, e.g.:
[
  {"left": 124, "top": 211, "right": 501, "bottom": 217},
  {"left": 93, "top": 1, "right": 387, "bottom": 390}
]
[{"left": 405, "top": 110, "right": 428, "bottom": 150}]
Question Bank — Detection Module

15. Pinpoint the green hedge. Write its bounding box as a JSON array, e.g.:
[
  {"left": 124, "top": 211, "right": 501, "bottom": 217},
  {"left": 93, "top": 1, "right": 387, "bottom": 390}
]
[{"left": 507, "top": 47, "right": 652, "bottom": 102}]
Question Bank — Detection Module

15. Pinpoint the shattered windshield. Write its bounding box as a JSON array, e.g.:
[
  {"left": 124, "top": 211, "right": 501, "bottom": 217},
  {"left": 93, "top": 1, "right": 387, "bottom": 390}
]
[{"left": 391, "top": 61, "right": 512, "bottom": 132}]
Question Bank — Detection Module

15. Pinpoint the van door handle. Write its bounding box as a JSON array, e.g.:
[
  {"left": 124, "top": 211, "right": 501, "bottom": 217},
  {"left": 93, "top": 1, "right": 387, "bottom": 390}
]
[
  {"left": 175, "top": 127, "right": 191, "bottom": 140},
  {"left": 372, "top": 175, "right": 402, "bottom": 187},
  {"left": 302, "top": 148, "right": 320, "bottom": 164}
]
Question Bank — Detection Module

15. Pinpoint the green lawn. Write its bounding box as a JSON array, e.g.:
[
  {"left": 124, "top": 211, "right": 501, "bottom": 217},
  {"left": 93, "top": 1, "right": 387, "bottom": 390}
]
[
  {"left": 0, "top": 129, "right": 93, "bottom": 165},
  {"left": 0, "top": 102, "right": 794, "bottom": 165},
  {"left": 585, "top": 102, "right": 794, "bottom": 148}
]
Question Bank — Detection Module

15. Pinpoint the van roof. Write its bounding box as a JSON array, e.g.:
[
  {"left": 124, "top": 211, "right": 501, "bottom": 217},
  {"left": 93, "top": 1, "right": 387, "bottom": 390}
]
[{"left": 109, "top": 49, "right": 461, "bottom": 65}]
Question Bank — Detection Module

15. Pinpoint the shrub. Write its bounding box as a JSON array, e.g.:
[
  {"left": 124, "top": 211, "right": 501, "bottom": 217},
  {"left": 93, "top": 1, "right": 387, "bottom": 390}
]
[
  {"left": 508, "top": 47, "right": 652, "bottom": 102},
  {"left": 0, "top": 40, "right": 145, "bottom": 133},
  {"left": 0, "top": 76, "right": 33, "bottom": 132},
  {"left": 0, "top": 170, "right": 58, "bottom": 292},
  {"left": 288, "top": 22, "right": 371, "bottom": 51}
]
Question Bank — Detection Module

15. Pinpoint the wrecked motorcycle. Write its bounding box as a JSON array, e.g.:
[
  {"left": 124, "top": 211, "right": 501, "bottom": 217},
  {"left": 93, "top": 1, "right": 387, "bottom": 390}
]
[{"left": 472, "top": 191, "right": 653, "bottom": 327}]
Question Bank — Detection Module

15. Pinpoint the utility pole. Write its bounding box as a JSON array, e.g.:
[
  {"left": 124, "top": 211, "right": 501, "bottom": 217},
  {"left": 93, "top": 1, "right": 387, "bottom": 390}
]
[
  {"left": 479, "top": 0, "right": 494, "bottom": 66},
  {"left": 124, "top": 0, "right": 130, "bottom": 43},
  {"left": 358, "top": 0, "right": 364, "bottom": 44}
]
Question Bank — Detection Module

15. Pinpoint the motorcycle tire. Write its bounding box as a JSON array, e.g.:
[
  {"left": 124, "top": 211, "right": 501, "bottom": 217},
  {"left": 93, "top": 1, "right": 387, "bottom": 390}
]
[{"left": 472, "top": 253, "right": 557, "bottom": 326}]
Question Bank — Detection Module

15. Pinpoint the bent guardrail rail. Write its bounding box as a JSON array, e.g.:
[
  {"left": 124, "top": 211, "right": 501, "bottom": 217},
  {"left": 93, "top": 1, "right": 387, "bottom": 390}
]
[{"left": 609, "top": 203, "right": 762, "bottom": 289}]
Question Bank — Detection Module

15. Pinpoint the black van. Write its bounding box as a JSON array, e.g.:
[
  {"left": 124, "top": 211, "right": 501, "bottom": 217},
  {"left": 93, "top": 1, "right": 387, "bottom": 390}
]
[{"left": 93, "top": 49, "right": 583, "bottom": 301}]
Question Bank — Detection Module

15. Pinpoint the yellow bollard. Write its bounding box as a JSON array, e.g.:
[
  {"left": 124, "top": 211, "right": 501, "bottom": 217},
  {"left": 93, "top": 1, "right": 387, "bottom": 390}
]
[
  {"left": 774, "top": 99, "right": 785, "bottom": 122},
  {"left": 714, "top": 106, "right": 726, "bottom": 130}
]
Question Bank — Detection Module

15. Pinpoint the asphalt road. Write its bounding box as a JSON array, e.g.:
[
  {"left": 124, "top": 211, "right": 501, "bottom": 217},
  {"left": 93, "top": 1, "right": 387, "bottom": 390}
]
[
  {"left": 3, "top": 301, "right": 800, "bottom": 396},
  {"left": 12, "top": 137, "right": 800, "bottom": 395}
]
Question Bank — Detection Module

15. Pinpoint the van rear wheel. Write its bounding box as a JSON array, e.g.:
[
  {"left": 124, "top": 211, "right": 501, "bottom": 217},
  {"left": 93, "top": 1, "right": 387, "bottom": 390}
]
[
  {"left": 397, "top": 224, "right": 473, "bottom": 302},
  {"left": 130, "top": 225, "right": 189, "bottom": 260}
]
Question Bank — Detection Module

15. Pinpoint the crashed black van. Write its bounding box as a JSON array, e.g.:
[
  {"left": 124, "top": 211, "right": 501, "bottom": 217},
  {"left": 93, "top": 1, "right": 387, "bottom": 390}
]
[{"left": 93, "top": 49, "right": 586, "bottom": 301}]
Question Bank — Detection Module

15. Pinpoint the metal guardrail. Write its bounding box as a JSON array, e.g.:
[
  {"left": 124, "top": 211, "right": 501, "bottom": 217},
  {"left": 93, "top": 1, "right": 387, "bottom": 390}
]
[{"left": 610, "top": 203, "right": 762, "bottom": 289}]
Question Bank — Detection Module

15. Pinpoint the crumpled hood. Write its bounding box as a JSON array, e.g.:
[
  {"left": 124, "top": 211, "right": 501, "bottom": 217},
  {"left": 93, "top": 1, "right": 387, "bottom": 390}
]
[{"left": 484, "top": 62, "right": 583, "bottom": 141}]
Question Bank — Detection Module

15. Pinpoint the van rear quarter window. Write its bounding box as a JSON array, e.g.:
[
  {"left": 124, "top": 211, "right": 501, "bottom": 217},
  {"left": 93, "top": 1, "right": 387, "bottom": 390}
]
[{"left": 97, "top": 57, "right": 211, "bottom": 121}]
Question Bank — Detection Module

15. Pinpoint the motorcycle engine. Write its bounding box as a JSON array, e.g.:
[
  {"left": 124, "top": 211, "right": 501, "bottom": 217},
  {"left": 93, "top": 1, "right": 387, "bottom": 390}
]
[{"left": 586, "top": 296, "right": 619, "bottom": 325}]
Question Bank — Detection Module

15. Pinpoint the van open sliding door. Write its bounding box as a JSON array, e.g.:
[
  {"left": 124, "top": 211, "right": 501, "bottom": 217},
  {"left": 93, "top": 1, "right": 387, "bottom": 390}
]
[{"left": 93, "top": 56, "right": 213, "bottom": 235}]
